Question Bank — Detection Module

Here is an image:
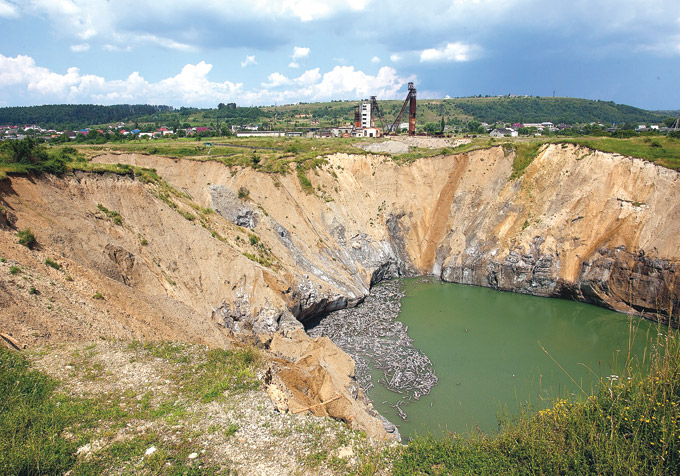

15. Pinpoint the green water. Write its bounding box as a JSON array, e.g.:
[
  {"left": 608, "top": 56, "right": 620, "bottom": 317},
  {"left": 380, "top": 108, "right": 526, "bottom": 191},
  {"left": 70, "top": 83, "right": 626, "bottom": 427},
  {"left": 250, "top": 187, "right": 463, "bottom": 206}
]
[{"left": 369, "top": 279, "right": 660, "bottom": 439}]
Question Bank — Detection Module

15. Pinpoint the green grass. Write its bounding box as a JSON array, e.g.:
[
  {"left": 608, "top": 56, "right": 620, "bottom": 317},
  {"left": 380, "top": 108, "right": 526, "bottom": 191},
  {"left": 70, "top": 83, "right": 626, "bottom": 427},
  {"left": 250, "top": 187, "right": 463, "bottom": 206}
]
[
  {"left": 394, "top": 328, "right": 680, "bottom": 475},
  {"left": 0, "top": 342, "right": 262, "bottom": 476},
  {"left": 17, "top": 228, "right": 36, "bottom": 249},
  {"left": 96, "top": 203, "right": 123, "bottom": 225},
  {"left": 558, "top": 136, "right": 680, "bottom": 171},
  {"left": 45, "top": 258, "right": 62, "bottom": 270}
]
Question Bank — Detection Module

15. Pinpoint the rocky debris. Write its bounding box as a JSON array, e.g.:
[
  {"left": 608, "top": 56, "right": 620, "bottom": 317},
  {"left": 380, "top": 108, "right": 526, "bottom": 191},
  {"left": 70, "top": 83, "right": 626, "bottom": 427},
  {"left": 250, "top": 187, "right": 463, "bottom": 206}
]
[
  {"left": 105, "top": 243, "right": 135, "bottom": 285},
  {"left": 262, "top": 329, "right": 397, "bottom": 441},
  {"left": 30, "top": 341, "right": 394, "bottom": 476},
  {"left": 307, "top": 279, "right": 437, "bottom": 423},
  {"left": 0, "top": 201, "right": 17, "bottom": 229},
  {"left": 359, "top": 141, "right": 410, "bottom": 155},
  {"left": 210, "top": 184, "right": 258, "bottom": 228}
]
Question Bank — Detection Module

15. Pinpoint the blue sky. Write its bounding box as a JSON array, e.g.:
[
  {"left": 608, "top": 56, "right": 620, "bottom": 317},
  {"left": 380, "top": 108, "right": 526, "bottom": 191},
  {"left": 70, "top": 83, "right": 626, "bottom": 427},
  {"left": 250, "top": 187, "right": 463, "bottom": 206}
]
[{"left": 0, "top": 0, "right": 678, "bottom": 110}]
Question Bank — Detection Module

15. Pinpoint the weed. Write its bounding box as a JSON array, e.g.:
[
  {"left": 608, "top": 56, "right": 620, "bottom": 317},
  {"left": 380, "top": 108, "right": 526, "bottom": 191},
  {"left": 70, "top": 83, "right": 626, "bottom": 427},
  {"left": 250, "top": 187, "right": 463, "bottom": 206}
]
[
  {"left": 17, "top": 229, "right": 36, "bottom": 249},
  {"left": 28, "top": 286, "right": 38, "bottom": 295},
  {"left": 92, "top": 291, "right": 104, "bottom": 300},
  {"left": 97, "top": 204, "right": 123, "bottom": 226},
  {"left": 249, "top": 234, "right": 260, "bottom": 246},
  {"left": 224, "top": 423, "right": 240, "bottom": 438},
  {"left": 45, "top": 258, "right": 62, "bottom": 270},
  {"left": 238, "top": 186, "right": 250, "bottom": 200},
  {"left": 9, "top": 265, "right": 20, "bottom": 275}
]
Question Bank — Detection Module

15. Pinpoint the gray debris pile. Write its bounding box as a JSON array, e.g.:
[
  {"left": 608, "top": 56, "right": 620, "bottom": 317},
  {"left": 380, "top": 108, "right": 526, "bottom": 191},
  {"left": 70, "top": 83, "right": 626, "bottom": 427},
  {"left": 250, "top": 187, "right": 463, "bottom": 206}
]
[{"left": 306, "top": 279, "right": 437, "bottom": 420}]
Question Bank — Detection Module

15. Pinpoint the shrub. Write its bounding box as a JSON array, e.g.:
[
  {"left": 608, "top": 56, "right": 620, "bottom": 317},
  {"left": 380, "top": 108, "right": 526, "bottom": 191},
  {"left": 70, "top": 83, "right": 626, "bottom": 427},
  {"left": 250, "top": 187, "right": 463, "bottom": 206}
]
[
  {"left": 237, "top": 186, "right": 250, "bottom": 200},
  {"left": 9, "top": 265, "right": 20, "bottom": 275},
  {"left": 17, "top": 229, "right": 36, "bottom": 249}
]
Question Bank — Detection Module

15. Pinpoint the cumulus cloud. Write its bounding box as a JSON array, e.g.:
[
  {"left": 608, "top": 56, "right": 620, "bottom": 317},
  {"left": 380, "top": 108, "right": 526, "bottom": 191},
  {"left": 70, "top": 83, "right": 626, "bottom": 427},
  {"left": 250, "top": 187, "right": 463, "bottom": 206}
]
[
  {"left": 420, "top": 42, "right": 479, "bottom": 62},
  {"left": 0, "top": 54, "right": 243, "bottom": 105},
  {"left": 254, "top": 0, "right": 372, "bottom": 22},
  {"left": 0, "top": 54, "right": 409, "bottom": 107},
  {"left": 389, "top": 53, "right": 401, "bottom": 62},
  {"left": 262, "top": 72, "right": 291, "bottom": 88},
  {"left": 292, "top": 46, "right": 311, "bottom": 60},
  {"left": 371, "top": 56, "right": 381, "bottom": 63},
  {"left": 295, "top": 68, "right": 321, "bottom": 85},
  {"left": 241, "top": 55, "right": 257, "bottom": 68}
]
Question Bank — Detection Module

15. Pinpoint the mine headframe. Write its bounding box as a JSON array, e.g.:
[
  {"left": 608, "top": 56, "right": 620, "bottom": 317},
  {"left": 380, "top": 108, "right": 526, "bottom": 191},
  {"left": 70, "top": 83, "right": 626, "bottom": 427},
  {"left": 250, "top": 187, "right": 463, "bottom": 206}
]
[{"left": 387, "top": 82, "right": 417, "bottom": 135}]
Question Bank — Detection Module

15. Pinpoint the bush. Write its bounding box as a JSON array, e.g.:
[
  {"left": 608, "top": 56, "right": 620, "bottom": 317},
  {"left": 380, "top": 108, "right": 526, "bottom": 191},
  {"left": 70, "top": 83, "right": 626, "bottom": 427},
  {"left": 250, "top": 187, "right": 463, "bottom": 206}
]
[
  {"left": 17, "top": 229, "right": 36, "bottom": 249},
  {"left": 237, "top": 186, "right": 250, "bottom": 200}
]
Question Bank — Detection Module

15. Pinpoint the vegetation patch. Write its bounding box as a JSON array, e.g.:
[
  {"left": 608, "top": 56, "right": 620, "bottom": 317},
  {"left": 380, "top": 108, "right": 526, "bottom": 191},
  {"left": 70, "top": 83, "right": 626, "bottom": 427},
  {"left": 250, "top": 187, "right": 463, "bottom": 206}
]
[
  {"left": 1, "top": 341, "right": 383, "bottom": 475},
  {"left": 505, "top": 142, "right": 543, "bottom": 180},
  {"left": 45, "top": 258, "right": 62, "bottom": 270},
  {"left": 16, "top": 228, "right": 36, "bottom": 249},
  {"left": 96, "top": 203, "right": 123, "bottom": 225}
]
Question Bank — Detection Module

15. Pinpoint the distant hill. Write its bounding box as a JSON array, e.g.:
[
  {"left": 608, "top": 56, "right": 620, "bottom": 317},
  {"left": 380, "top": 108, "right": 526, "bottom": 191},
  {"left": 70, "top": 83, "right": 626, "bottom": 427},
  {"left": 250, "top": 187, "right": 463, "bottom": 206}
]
[
  {"left": 445, "top": 97, "right": 669, "bottom": 125},
  {"left": 263, "top": 97, "right": 671, "bottom": 126},
  {"left": 0, "top": 97, "right": 673, "bottom": 130},
  {"left": 0, "top": 104, "right": 174, "bottom": 130}
]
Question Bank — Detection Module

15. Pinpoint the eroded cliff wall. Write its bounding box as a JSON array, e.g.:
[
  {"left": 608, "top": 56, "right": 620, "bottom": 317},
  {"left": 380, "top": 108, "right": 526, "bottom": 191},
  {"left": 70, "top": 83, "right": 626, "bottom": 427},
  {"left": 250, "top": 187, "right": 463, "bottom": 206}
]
[{"left": 2, "top": 143, "right": 679, "bottom": 350}]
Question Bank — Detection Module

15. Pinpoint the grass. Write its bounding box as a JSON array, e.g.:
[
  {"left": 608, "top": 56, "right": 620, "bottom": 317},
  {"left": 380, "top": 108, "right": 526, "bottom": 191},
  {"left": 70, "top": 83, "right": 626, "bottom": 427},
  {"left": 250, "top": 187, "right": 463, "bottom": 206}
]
[
  {"left": 0, "top": 342, "right": 263, "bottom": 476},
  {"left": 393, "top": 328, "right": 680, "bottom": 475},
  {"left": 96, "top": 203, "right": 122, "bottom": 225},
  {"left": 558, "top": 136, "right": 680, "bottom": 171},
  {"left": 17, "top": 228, "right": 36, "bottom": 249},
  {"left": 45, "top": 258, "right": 62, "bottom": 270}
]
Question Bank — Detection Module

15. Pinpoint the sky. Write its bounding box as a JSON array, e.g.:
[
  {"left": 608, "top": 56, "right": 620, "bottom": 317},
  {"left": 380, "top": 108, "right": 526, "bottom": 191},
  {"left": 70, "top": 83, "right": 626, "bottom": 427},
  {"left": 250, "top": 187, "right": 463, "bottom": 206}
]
[{"left": 0, "top": 0, "right": 678, "bottom": 110}]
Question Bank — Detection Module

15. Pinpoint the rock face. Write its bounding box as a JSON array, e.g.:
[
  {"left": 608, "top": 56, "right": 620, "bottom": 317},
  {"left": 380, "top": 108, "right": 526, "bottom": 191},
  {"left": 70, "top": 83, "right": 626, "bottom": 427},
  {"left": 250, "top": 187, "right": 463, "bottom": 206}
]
[{"left": 3, "top": 144, "right": 677, "bottom": 344}]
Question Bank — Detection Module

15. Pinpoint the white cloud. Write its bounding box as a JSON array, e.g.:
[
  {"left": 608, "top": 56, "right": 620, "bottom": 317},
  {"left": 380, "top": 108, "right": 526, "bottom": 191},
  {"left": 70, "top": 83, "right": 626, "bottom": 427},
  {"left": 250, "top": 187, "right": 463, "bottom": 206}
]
[
  {"left": 0, "top": 0, "right": 18, "bottom": 18},
  {"left": 371, "top": 56, "right": 381, "bottom": 63},
  {"left": 295, "top": 68, "right": 321, "bottom": 85},
  {"left": 295, "top": 65, "right": 410, "bottom": 101},
  {"left": 420, "top": 42, "right": 479, "bottom": 62},
  {"left": 292, "top": 46, "right": 310, "bottom": 60},
  {"left": 0, "top": 54, "right": 412, "bottom": 107},
  {"left": 389, "top": 53, "right": 401, "bottom": 62},
  {"left": 253, "top": 0, "right": 372, "bottom": 21},
  {"left": 288, "top": 61, "right": 300, "bottom": 69},
  {"left": 0, "top": 54, "right": 244, "bottom": 106},
  {"left": 70, "top": 43, "right": 90, "bottom": 53},
  {"left": 262, "top": 72, "right": 291, "bottom": 88},
  {"left": 241, "top": 55, "right": 257, "bottom": 68}
]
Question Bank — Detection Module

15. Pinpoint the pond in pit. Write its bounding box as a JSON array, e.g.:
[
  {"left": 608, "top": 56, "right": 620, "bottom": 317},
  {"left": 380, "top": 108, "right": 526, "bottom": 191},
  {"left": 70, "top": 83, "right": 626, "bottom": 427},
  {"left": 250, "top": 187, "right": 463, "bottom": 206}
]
[{"left": 313, "top": 278, "right": 662, "bottom": 440}]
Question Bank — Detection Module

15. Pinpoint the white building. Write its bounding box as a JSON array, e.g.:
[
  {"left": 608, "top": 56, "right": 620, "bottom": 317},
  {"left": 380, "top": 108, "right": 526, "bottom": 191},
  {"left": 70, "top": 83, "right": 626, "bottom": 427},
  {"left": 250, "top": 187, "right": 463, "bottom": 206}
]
[{"left": 360, "top": 102, "right": 372, "bottom": 129}]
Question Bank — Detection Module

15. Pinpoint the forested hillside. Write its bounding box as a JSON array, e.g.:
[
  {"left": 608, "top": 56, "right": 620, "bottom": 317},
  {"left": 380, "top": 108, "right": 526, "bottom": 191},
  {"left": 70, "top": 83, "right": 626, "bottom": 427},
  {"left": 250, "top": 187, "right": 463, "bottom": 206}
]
[
  {"left": 0, "top": 104, "right": 173, "bottom": 130},
  {"left": 0, "top": 97, "right": 674, "bottom": 130}
]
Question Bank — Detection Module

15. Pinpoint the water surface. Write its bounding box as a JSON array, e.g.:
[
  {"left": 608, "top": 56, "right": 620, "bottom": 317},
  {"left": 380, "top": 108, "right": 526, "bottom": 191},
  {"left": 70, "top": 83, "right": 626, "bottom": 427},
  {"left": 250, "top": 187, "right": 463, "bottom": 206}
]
[{"left": 369, "top": 278, "right": 659, "bottom": 438}]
